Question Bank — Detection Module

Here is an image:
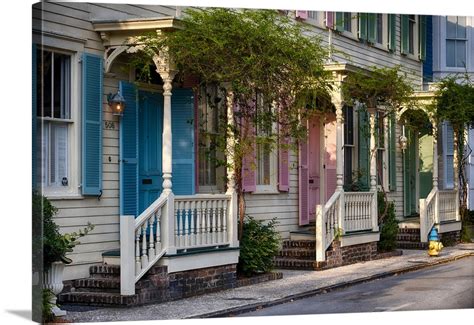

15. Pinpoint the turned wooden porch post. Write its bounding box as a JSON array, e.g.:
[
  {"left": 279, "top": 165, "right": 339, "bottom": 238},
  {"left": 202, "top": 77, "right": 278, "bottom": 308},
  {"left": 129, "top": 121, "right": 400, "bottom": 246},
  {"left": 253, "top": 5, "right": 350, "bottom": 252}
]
[
  {"left": 431, "top": 117, "right": 440, "bottom": 224},
  {"left": 368, "top": 106, "right": 379, "bottom": 232},
  {"left": 224, "top": 84, "right": 239, "bottom": 248},
  {"left": 153, "top": 51, "right": 177, "bottom": 254}
]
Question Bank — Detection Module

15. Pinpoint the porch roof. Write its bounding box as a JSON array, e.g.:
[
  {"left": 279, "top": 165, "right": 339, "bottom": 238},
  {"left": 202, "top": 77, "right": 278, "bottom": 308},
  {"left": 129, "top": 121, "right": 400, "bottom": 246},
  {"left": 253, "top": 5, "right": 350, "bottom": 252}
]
[{"left": 92, "top": 17, "right": 182, "bottom": 32}]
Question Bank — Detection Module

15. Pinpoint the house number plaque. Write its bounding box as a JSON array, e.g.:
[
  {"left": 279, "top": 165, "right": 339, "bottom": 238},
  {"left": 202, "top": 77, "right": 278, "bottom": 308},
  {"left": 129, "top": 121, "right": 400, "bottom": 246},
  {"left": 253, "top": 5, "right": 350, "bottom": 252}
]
[{"left": 104, "top": 120, "right": 116, "bottom": 130}]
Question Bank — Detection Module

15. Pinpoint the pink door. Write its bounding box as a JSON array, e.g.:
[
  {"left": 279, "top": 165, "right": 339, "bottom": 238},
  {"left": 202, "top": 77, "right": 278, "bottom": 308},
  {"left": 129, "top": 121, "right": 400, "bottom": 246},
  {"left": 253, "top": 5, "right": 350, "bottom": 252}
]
[
  {"left": 324, "top": 113, "right": 337, "bottom": 202},
  {"left": 308, "top": 116, "right": 321, "bottom": 221}
]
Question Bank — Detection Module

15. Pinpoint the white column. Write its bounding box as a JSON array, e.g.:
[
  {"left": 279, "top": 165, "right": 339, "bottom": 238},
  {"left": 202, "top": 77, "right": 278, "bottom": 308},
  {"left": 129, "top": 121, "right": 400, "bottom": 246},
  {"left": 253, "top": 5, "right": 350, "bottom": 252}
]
[
  {"left": 369, "top": 108, "right": 377, "bottom": 192},
  {"left": 432, "top": 119, "right": 440, "bottom": 224},
  {"left": 120, "top": 215, "right": 136, "bottom": 295},
  {"left": 224, "top": 86, "right": 239, "bottom": 247},
  {"left": 453, "top": 129, "right": 460, "bottom": 221},
  {"left": 161, "top": 73, "right": 175, "bottom": 193}
]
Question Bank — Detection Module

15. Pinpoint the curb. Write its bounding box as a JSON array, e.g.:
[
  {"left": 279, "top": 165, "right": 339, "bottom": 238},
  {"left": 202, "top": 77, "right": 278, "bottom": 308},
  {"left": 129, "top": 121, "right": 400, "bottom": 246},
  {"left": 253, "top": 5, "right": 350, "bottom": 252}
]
[{"left": 188, "top": 251, "right": 474, "bottom": 319}]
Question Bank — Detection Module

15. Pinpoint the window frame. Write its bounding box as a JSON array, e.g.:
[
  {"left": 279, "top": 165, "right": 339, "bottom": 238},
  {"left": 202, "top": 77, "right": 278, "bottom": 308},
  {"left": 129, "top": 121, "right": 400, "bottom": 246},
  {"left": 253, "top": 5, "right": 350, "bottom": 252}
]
[
  {"left": 36, "top": 47, "right": 81, "bottom": 198},
  {"left": 197, "top": 84, "right": 226, "bottom": 194},
  {"left": 344, "top": 106, "right": 358, "bottom": 188},
  {"left": 376, "top": 110, "right": 390, "bottom": 190},
  {"left": 445, "top": 16, "right": 468, "bottom": 68},
  {"left": 339, "top": 12, "right": 359, "bottom": 40},
  {"left": 254, "top": 94, "right": 278, "bottom": 194}
]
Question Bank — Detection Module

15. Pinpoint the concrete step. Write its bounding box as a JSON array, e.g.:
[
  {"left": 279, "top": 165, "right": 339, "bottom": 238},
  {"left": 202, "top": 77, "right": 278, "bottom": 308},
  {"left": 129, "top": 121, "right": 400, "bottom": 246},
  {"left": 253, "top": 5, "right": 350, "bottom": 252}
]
[
  {"left": 59, "top": 291, "right": 138, "bottom": 306},
  {"left": 273, "top": 258, "right": 315, "bottom": 270},
  {"left": 277, "top": 248, "right": 315, "bottom": 260}
]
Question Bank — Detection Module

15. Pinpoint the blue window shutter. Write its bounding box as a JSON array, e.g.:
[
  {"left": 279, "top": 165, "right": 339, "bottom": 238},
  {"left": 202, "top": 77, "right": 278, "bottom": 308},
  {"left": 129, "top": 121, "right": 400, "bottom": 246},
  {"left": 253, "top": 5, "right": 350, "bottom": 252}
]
[
  {"left": 82, "top": 53, "right": 103, "bottom": 195},
  {"left": 358, "top": 106, "right": 370, "bottom": 190},
  {"left": 32, "top": 44, "right": 37, "bottom": 190},
  {"left": 120, "top": 81, "right": 139, "bottom": 216},
  {"left": 172, "top": 88, "right": 195, "bottom": 195}
]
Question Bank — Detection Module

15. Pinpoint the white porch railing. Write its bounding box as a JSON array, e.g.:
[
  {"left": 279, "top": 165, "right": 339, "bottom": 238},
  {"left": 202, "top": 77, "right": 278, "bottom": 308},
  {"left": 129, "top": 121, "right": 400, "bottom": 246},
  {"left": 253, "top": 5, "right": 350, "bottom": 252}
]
[
  {"left": 438, "top": 190, "right": 458, "bottom": 223},
  {"left": 120, "top": 192, "right": 235, "bottom": 295},
  {"left": 344, "top": 192, "right": 376, "bottom": 232},
  {"left": 419, "top": 188, "right": 438, "bottom": 243},
  {"left": 316, "top": 190, "right": 378, "bottom": 262},
  {"left": 316, "top": 191, "right": 342, "bottom": 262},
  {"left": 174, "top": 194, "right": 232, "bottom": 250}
]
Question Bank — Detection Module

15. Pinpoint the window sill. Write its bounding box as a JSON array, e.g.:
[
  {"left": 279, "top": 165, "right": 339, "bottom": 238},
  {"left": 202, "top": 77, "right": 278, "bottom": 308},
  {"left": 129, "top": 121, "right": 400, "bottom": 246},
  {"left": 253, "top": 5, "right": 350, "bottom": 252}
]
[
  {"left": 252, "top": 186, "right": 280, "bottom": 195},
  {"left": 370, "top": 42, "right": 390, "bottom": 53},
  {"left": 337, "top": 30, "right": 359, "bottom": 42},
  {"left": 401, "top": 52, "right": 420, "bottom": 62},
  {"left": 40, "top": 189, "right": 84, "bottom": 200}
]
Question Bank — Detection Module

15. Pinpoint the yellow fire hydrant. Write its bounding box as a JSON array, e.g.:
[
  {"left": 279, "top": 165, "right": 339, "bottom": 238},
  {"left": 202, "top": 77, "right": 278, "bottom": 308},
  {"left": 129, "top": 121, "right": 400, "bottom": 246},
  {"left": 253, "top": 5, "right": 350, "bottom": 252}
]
[{"left": 428, "top": 228, "right": 443, "bottom": 256}]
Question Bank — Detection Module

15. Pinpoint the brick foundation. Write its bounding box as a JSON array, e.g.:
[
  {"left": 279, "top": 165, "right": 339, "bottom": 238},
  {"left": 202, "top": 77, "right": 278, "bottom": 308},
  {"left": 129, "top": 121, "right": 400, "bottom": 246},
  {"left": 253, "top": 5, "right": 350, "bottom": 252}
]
[
  {"left": 439, "top": 230, "right": 461, "bottom": 246},
  {"left": 315, "top": 241, "right": 378, "bottom": 269}
]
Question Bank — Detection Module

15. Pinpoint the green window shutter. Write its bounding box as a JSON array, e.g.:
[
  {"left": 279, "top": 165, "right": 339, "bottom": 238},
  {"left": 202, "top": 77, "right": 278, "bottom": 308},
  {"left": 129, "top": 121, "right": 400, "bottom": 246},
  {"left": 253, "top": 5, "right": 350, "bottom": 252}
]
[
  {"left": 401, "top": 14, "right": 409, "bottom": 55},
  {"left": 335, "top": 12, "right": 344, "bottom": 32},
  {"left": 82, "top": 53, "right": 103, "bottom": 196},
  {"left": 388, "top": 14, "right": 397, "bottom": 51},
  {"left": 367, "top": 13, "right": 377, "bottom": 43},
  {"left": 419, "top": 15, "right": 427, "bottom": 60},
  {"left": 358, "top": 106, "right": 370, "bottom": 190},
  {"left": 359, "top": 13, "right": 368, "bottom": 40},
  {"left": 389, "top": 115, "right": 397, "bottom": 191}
]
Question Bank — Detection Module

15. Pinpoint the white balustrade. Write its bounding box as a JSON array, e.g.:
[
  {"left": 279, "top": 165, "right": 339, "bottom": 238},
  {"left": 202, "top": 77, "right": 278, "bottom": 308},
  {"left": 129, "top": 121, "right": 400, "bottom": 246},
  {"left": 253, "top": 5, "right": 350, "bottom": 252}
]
[
  {"left": 420, "top": 188, "right": 438, "bottom": 243},
  {"left": 174, "top": 194, "right": 231, "bottom": 251},
  {"left": 316, "top": 191, "right": 341, "bottom": 262},
  {"left": 438, "top": 190, "right": 457, "bottom": 222},
  {"left": 344, "top": 192, "right": 375, "bottom": 232}
]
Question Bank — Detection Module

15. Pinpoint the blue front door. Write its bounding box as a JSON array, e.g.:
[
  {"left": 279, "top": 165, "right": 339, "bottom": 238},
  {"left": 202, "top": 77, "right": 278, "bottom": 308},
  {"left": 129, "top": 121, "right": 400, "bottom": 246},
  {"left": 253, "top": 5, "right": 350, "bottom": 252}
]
[{"left": 138, "top": 90, "right": 163, "bottom": 214}]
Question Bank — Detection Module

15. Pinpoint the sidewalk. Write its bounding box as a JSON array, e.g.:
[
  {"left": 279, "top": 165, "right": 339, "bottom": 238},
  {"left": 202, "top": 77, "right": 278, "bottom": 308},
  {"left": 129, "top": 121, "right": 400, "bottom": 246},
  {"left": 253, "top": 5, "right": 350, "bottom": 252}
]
[{"left": 63, "top": 243, "right": 474, "bottom": 323}]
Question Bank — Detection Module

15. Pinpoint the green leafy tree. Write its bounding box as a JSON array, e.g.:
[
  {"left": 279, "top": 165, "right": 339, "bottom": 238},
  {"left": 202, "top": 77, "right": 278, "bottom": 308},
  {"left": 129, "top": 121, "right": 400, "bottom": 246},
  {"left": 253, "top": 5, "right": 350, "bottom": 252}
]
[{"left": 132, "top": 8, "right": 332, "bottom": 238}]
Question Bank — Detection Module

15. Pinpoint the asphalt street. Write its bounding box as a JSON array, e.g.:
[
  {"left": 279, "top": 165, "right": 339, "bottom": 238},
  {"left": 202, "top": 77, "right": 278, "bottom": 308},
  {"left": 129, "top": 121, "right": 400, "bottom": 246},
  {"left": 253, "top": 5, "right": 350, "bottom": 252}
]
[{"left": 240, "top": 256, "right": 474, "bottom": 317}]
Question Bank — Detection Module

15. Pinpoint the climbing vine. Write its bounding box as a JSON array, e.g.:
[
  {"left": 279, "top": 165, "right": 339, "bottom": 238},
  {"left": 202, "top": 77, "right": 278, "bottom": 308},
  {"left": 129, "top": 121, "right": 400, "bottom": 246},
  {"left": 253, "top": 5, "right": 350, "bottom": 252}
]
[{"left": 131, "top": 8, "right": 332, "bottom": 238}]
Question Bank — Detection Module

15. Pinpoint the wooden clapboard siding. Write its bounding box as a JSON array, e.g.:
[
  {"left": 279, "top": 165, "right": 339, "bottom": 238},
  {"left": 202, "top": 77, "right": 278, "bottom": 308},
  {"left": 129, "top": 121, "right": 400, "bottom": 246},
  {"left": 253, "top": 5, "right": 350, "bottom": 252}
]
[{"left": 245, "top": 151, "right": 300, "bottom": 239}]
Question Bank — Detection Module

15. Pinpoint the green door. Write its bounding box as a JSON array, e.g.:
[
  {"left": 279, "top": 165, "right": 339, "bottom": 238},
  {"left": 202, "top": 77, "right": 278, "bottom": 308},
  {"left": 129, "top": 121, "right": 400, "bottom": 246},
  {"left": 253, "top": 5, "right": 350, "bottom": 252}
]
[
  {"left": 419, "top": 133, "right": 433, "bottom": 199},
  {"left": 404, "top": 129, "right": 418, "bottom": 216}
]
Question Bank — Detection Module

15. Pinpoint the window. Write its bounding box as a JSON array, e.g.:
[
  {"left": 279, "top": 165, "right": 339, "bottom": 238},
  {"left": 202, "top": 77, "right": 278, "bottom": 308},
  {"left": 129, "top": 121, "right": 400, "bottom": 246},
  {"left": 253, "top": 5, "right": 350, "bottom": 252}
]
[
  {"left": 308, "top": 11, "right": 317, "bottom": 20},
  {"left": 343, "top": 106, "right": 355, "bottom": 186},
  {"left": 36, "top": 49, "right": 72, "bottom": 189},
  {"left": 443, "top": 122, "right": 455, "bottom": 189},
  {"left": 255, "top": 93, "right": 277, "bottom": 191},
  {"left": 446, "top": 16, "right": 467, "bottom": 68},
  {"left": 198, "top": 84, "right": 226, "bottom": 193},
  {"left": 343, "top": 12, "right": 352, "bottom": 32},
  {"left": 408, "top": 15, "right": 416, "bottom": 54}
]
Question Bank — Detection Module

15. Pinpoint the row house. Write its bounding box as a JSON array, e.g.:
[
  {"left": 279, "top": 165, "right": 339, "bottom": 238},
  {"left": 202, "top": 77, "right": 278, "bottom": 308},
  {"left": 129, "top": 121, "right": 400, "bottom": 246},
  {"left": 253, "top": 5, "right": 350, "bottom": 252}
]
[{"left": 32, "top": 2, "right": 461, "bottom": 305}]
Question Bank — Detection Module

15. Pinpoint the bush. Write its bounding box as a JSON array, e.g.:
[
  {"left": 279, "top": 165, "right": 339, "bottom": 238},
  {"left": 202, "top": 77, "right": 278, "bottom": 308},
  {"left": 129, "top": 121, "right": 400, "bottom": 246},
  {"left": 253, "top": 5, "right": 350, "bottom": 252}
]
[
  {"left": 378, "top": 192, "right": 399, "bottom": 252},
  {"left": 42, "top": 289, "right": 55, "bottom": 323},
  {"left": 238, "top": 216, "right": 281, "bottom": 276},
  {"left": 33, "top": 192, "right": 94, "bottom": 269}
]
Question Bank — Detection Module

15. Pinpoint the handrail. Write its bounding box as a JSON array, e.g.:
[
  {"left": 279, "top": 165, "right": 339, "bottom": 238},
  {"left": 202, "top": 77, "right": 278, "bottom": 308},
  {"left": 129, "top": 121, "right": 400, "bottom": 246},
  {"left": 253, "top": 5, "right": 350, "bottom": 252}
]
[
  {"left": 316, "top": 190, "right": 341, "bottom": 262},
  {"left": 135, "top": 194, "right": 168, "bottom": 229},
  {"left": 420, "top": 187, "right": 438, "bottom": 243}
]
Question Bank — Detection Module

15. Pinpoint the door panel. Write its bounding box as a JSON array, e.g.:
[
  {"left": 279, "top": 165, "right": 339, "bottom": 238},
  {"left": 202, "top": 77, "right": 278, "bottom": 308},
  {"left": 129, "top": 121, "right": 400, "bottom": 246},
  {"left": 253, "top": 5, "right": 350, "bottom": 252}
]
[
  {"left": 138, "top": 91, "right": 163, "bottom": 214},
  {"left": 308, "top": 116, "right": 321, "bottom": 221}
]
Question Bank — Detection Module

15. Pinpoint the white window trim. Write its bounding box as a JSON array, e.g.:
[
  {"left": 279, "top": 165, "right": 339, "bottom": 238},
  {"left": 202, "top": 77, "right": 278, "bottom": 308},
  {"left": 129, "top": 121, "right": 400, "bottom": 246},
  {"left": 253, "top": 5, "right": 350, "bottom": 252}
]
[
  {"left": 404, "top": 15, "right": 420, "bottom": 61},
  {"left": 377, "top": 112, "right": 390, "bottom": 192},
  {"left": 305, "top": 11, "right": 325, "bottom": 28},
  {"left": 343, "top": 106, "right": 357, "bottom": 186},
  {"left": 371, "top": 14, "right": 390, "bottom": 52},
  {"left": 339, "top": 12, "right": 359, "bottom": 41},
  {"left": 39, "top": 48, "right": 81, "bottom": 198},
  {"left": 445, "top": 16, "right": 469, "bottom": 69},
  {"left": 254, "top": 102, "right": 278, "bottom": 194}
]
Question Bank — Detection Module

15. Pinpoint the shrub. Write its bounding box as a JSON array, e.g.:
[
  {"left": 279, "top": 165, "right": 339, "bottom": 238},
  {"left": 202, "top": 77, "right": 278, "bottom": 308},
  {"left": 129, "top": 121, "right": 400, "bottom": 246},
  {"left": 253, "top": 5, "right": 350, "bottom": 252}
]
[
  {"left": 378, "top": 192, "right": 399, "bottom": 252},
  {"left": 238, "top": 216, "right": 281, "bottom": 276},
  {"left": 33, "top": 192, "right": 94, "bottom": 269},
  {"left": 42, "top": 289, "right": 55, "bottom": 323}
]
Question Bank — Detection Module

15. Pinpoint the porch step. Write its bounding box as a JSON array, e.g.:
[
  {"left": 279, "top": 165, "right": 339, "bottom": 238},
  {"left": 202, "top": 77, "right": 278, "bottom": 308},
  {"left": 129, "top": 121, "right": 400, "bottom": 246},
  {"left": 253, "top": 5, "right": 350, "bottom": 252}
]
[
  {"left": 73, "top": 278, "right": 121, "bottom": 293},
  {"left": 273, "top": 258, "right": 315, "bottom": 270},
  {"left": 89, "top": 264, "right": 120, "bottom": 278},
  {"left": 396, "top": 227, "right": 427, "bottom": 249},
  {"left": 277, "top": 248, "right": 315, "bottom": 259},
  {"left": 395, "top": 241, "right": 428, "bottom": 250},
  {"left": 59, "top": 291, "right": 138, "bottom": 306},
  {"left": 282, "top": 239, "right": 316, "bottom": 249}
]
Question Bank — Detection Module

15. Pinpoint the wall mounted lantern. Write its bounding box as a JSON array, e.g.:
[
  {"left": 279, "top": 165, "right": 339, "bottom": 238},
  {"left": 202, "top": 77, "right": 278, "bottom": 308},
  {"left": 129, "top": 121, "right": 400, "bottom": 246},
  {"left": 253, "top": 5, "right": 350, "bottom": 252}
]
[
  {"left": 107, "top": 91, "right": 126, "bottom": 116},
  {"left": 399, "top": 126, "right": 407, "bottom": 151}
]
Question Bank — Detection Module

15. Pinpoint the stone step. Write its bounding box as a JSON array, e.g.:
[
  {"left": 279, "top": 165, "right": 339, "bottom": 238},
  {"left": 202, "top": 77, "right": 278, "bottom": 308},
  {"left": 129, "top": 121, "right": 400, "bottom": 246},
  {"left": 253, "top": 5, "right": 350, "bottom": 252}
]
[
  {"left": 282, "top": 240, "right": 316, "bottom": 249},
  {"left": 395, "top": 241, "right": 428, "bottom": 250},
  {"left": 58, "top": 291, "right": 139, "bottom": 306},
  {"left": 273, "top": 258, "right": 315, "bottom": 270},
  {"left": 73, "top": 278, "right": 121, "bottom": 293},
  {"left": 89, "top": 264, "right": 120, "bottom": 278},
  {"left": 277, "top": 248, "right": 315, "bottom": 260}
]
